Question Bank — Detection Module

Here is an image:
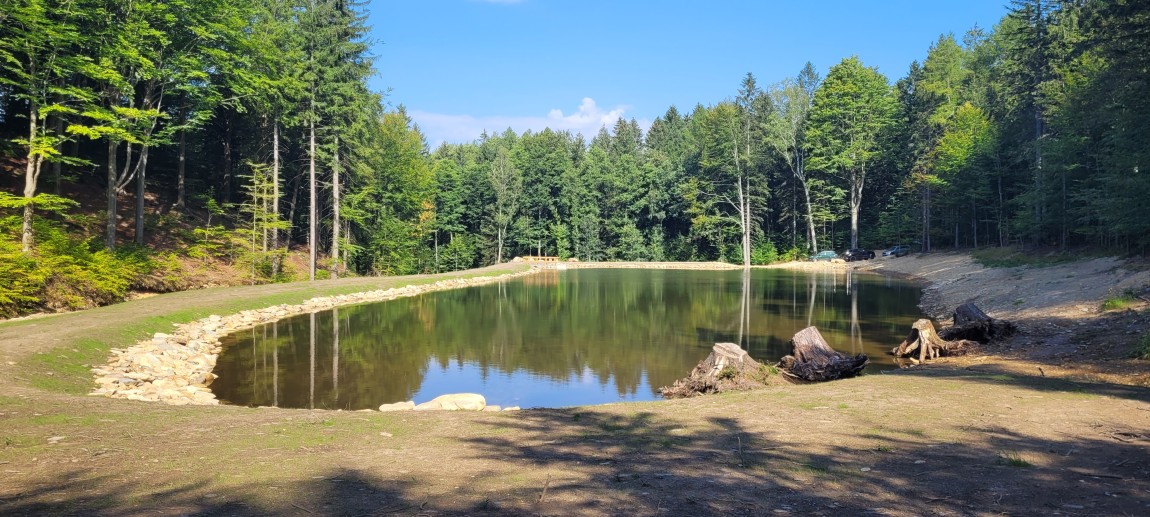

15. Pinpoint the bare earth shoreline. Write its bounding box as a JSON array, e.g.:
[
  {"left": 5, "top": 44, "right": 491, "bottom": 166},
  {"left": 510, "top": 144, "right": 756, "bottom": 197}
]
[{"left": 1, "top": 254, "right": 1149, "bottom": 516}]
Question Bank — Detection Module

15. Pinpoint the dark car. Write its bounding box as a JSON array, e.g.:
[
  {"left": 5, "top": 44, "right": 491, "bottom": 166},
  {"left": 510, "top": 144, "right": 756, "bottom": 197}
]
[
  {"left": 844, "top": 248, "right": 875, "bottom": 262},
  {"left": 882, "top": 245, "right": 912, "bottom": 257},
  {"left": 809, "top": 250, "right": 839, "bottom": 262}
]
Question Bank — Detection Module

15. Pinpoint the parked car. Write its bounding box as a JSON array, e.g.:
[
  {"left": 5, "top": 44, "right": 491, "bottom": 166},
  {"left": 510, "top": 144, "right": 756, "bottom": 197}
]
[
  {"left": 882, "top": 245, "right": 912, "bottom": 257},
  {"left": 809, "top": 250, "right": 839, "bottom": 262},
  {"left": 844, "top": 248, "right": 875, "bottom": 261}
]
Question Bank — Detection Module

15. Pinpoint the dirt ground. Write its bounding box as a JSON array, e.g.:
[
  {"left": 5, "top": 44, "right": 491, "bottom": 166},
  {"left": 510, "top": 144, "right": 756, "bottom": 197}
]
[{"left": 2, "top": 254, "right": 1149, "bottom": 516}]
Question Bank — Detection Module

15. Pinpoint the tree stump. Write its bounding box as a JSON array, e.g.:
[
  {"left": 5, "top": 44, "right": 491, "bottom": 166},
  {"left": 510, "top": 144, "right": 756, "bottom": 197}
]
[
  {"left": 777, "top": 326, "right": 868, "bottom": 382},
  {"left": 938, "top": 302, "right": 1016, "bottom": 343},
  {"left": 660, "top": 343, "right": 768, "bottom": 398},
  {"left": 891, "top": 319, "right": 978, "bottom": 363}
]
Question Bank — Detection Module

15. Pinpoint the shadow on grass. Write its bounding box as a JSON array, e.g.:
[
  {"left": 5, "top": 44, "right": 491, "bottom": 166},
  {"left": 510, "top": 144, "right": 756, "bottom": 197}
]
[
  {"left": 0, "top": 468, "right": 424, "bottom": 516},
  {"left": 883, "top": 361, "right": 1150, "bottom": 402},
  {"left": 2, "top": 402, "right": 1148, "bottom": 515},
  {"left": 454, "top": 406, "right": 1150, "bottom": 515}
]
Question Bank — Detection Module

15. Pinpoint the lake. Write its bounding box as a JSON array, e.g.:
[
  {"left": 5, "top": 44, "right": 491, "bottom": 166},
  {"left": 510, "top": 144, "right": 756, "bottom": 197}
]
[{"left": 211, "top": 267, "right": 923, "bottom": 409}]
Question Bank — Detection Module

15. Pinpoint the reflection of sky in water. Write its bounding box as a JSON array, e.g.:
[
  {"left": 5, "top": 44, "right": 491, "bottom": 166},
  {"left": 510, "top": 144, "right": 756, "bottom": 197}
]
[
  {"left": 212, "top": 269, "right": 924, "bottom": 410},
  {"left": 413, "top": 358, "right": 650, "bottom": 408}
]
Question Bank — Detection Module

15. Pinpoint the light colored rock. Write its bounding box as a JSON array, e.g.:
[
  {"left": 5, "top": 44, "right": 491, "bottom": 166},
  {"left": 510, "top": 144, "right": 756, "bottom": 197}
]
[
  {"left": 414, "top": 393, "right": 486, "bottom": 411},
  {"left": 378, "top": 401, "right": 415, "bottom": 412},
  {"left": 482, "top": 405, "right": 502, "bottom": 412},
  {"left": 502, "top": 406, "right": 521, "bottom": 411}
]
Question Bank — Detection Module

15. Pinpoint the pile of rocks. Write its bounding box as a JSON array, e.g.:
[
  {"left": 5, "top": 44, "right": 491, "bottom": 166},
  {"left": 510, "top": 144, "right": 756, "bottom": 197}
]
[{"left": 90, "top": 269, "right": 540, "bottom": 405}]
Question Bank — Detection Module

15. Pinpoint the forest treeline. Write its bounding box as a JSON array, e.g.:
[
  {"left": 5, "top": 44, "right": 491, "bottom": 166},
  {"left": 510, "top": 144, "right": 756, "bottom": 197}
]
[{"left": 0, "top": 0, "right": 1147, "bottom": 316}]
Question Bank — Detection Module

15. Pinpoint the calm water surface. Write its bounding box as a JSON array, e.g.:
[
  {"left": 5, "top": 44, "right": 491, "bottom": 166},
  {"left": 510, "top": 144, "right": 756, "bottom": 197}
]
[{"left": 212, "top": 268, "right": 923, "bottom": 409}]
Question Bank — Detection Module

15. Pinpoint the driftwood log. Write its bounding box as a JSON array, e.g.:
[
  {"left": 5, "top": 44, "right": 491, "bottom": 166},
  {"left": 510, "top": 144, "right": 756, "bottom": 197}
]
[
  {"left": 777, "top": 326, "right": 869, "bottom": 382},
  {"left": 891, "top": 319, "right": 978, "bottom": 363},
  {"left": 660, "top": 342, "right": 768, "bottom": 398},
  {"left": 938, "top": 302, "right": 1017, "bottom": 342}
]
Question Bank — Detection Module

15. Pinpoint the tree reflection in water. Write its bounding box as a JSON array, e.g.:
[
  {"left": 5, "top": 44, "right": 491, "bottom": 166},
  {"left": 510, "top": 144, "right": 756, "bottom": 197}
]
[{"left": 212, "top": 269, "right": 922, "bottom": 410}]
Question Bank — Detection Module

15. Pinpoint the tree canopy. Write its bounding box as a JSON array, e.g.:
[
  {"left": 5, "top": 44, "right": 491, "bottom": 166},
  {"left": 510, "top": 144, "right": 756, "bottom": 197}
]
[{"left": 1, "top": 0, "right": 1147, "bottom": 315}]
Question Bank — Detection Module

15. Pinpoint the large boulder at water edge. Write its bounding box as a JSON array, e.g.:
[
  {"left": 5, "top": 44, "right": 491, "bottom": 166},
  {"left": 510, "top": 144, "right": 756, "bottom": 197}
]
[
  {"left": 414, "top": 393, "right": 487, "bottom": 411},
  {"left": 378, "top": 401, "right": 415, "bottom": 412}
]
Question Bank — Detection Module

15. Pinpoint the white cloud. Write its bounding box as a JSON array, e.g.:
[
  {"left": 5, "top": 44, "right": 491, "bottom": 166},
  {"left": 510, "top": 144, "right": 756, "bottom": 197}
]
[{"left": 411, "top": 97, "right": 635, "bottom": 147}]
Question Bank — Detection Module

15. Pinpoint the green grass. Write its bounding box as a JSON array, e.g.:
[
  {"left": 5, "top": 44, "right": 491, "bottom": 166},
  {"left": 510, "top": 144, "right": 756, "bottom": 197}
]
[
  {"left": 22, "top": 414, "right": 102, "bottom": 426},
  {"left": 971, "top": 247, "right": 1076, "bottom": 268},
  {"left": 1000, "top": 451, "right": 1032, "bottom": 467},
  {"left": 1101, "top": 289, "right": 1139, "bottom": 311},
  {"left": 4, "top": 265, "right": 531, "bottom": 394},
  {"left": 27, "top": 338, "right": 112, "bottom": 394}
]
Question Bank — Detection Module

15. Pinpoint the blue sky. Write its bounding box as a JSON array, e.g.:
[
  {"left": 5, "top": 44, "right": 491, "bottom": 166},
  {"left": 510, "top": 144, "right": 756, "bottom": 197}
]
[{"left": 367, "top": 1, "right": 1010, "bottom": 146}]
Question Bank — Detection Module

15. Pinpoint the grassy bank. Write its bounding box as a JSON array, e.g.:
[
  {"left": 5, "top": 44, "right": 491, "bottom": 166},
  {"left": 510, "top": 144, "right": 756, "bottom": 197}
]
[{"left": 0, "top": 263, "right": 530, "bottom": 395}]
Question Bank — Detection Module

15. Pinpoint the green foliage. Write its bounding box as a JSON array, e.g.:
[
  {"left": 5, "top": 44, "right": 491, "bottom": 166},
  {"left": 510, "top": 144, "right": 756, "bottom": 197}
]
[
  {"left": 0, "top": 216, "right": 152, "bottom": 316},
  {"left": 0, "top": 192, "right": 79, "bottom": 213},
  {"left": 999, "top": 452, "right": 1032, "bottom": 468},
  {"left": 188, "top": 226, "right": 238, "bottom": 259},
  {"left": 807, "top": 56, "right": 896, "bottom": 249},
  {"left": 440, "top": 234, "right": 479, "bottom": 272},
  {"left": 0, "top": 230, "right": 47, "bottom": 316},
  {"left": 750, "top": 240, "right": 779, "bottom": 265},
  {"left": 1, "top": 0, "right": 1146, "bottom": 310},
  {"left": 1101, "top": 289, "right": 1139, "bottom": 312},
  {"left": 779, "top": 247, "right": 807, "bottom": 262},
  {"left": 750, "top": 241, "right": 810, "bottom": 265}
]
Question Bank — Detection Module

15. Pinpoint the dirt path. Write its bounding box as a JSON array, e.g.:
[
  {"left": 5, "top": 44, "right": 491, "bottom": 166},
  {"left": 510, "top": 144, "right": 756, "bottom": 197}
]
[{"left": 2, "top": 255, "right": 1149, "bottom": 516}]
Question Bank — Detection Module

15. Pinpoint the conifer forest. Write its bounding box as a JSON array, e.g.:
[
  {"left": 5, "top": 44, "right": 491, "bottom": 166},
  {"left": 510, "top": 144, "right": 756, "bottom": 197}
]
[{"left": 1, "top": 0, "right": 1147, "bottom": 316}]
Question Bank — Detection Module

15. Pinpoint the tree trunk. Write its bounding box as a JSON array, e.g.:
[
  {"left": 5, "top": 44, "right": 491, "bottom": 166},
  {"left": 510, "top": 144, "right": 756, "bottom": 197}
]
[
  {"left": 308, "top": 119, "right": 317, "bottom": 281},
  {"left": 22, "top": 102, "right": 39, "bottom": 253},
  {"left": 287, "top": 174, "right": 300, "bottom": 245},
  {"left": 738, "top": 175, "right": 751, "bottom": 268},
  {"left": 331, "top": 136, "right": 340, "bottom": 279},
  {"left": 849, "top": 165, "right": 865, "bottom": 250},
  {"left": 849, "top": 196, "right": 859, "bottom": 250},
  {"left": 135, "top": 145, "right": 150, "bottom": 245},
  {"left": 972, "top": 209, "right": 978, "bottom": 248},
  {"left": 891, "top": 319, "right": 978, "bottom": 364},
  {"left": 921, "top": 187, "right": 928, "bottom": 252},
  {"left": 176, "top": 129, "right": 186, "bottom": 210},
  {"left": 51, "top": 114, "right": 63, "bottom": 195},
  {"left": 271, "top": 121, "right": 280, "bottom": 275},
  {"left": 802, "top": 178, "right": 817, "bottom": 253},
  {"left": 222, "top": 117, "right": 233, "bottom": 204},
  {"left": 939, "top": 302, "right": 1017, "bottom": 343},
  {"left": 778, "top": 326, "right": 868, "bottom": 382},
  {"left": 496, "top": 227, "right": 504, "bottom": 264},
  {"left": 660, "top": 342, "right": 767, "bottom": 398},
  {"left": 106, "top": 139, "right": 118, "bottom": 250}
]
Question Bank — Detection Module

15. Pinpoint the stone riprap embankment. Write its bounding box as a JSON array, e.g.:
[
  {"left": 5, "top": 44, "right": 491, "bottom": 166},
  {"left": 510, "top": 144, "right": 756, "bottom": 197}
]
[{"left": 89, "top": 269, "right": 541, "bottom": 406}]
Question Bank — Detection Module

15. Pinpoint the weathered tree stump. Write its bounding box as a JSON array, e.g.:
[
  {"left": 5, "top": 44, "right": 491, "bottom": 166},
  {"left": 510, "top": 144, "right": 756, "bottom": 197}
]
[
  {"left": 938, "top": 302, "right": 1017, "bottom": 343},
  {"left": 777, "top": 326, "right": 868, "bottom": 382},
  {"left": 891, "top": 319, "right": 979, "bottom": 363},
  {"left": 660, "top": 343, "right": 768, "bottom": 398}
]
